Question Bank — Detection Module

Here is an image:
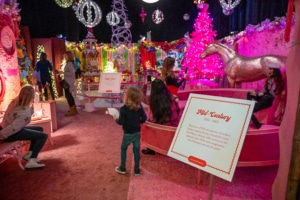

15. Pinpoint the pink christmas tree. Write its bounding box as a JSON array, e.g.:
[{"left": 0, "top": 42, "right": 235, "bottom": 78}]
[{"left": 183, "top": 3, "right": 223, "bottom": 80}]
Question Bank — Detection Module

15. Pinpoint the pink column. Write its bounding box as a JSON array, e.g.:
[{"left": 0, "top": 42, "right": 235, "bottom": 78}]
[{"left": 272, "top": 0, "right": 300, "bottom": 199}]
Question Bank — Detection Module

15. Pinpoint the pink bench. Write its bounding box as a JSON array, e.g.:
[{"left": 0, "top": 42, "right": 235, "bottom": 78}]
[
  {"left": 141, "top": 121, "right": 279, "bottom": 167},
  {"left": 141, "top": 88, "right": 282, "bottom": 167},
  {"left": 0, "top": 141, "right": 24, "bottom": 170}
]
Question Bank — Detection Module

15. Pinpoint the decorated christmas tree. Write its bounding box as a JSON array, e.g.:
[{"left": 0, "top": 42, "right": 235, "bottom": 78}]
[{"left": 183, "top": 3, "right": 223, "bottom": 80}]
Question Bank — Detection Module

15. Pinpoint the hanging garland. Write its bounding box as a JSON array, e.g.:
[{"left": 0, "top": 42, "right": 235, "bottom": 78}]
[{"left": 140, "top": 38, "right": 186, "bottom": 52}]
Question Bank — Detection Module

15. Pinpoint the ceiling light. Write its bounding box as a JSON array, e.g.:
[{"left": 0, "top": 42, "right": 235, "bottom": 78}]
[{"left": 142, "top": 0, "right": 159, "bottom": 3}]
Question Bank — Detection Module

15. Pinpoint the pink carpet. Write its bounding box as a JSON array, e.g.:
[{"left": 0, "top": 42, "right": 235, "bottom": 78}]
[
  {"left": 129, "top": 151, "right": 277, "bottom": 200},
  {"left": 0, "top": 98, "right": 277, "bottom": 200}
]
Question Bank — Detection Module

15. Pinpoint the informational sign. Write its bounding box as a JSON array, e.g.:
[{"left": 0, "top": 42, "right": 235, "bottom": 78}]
[
  {"left": 98, "top": 72, "right": 122, "bottom": 93},
  {"left": 168, "top": 94, "right": 255, "bottom": 182}
]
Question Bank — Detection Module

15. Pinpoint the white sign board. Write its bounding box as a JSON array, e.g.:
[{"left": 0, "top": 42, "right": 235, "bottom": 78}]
[
  {"left": 167, "top": 94, "right": 255, "bottom": 182},
  {"left": 98, "top": 72, "right": 122, "bottom": 93}
]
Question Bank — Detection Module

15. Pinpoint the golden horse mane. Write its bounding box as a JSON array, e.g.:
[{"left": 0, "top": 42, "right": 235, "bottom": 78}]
[{"left": 212, "top": 42, "right": 236, "bottom": 55}]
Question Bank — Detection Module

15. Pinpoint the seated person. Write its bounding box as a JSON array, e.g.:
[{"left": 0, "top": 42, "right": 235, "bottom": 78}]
[
  {"left": 0, "top": 85, "right": 48, "bottom": 169},
  {"left": 247, "top": 65, "right": 284, "bottom": 129},
  {"left": 142, "top": 79, "right": 180, "bottom": 155}
]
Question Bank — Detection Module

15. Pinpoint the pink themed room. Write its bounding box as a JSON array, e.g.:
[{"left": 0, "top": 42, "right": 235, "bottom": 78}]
[{"left": 0, "top": 0, "right": 299, "bottom": 199}]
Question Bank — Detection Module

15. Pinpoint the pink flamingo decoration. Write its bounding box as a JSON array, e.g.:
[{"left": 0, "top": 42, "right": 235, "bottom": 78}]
[{"left": 140, "top": 7, "right": 147, "bottom": 23}]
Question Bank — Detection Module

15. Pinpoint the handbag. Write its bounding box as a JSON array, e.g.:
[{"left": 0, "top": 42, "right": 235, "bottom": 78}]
[{"left": 60, "top": 79, "right": 70, "bottom": 89}]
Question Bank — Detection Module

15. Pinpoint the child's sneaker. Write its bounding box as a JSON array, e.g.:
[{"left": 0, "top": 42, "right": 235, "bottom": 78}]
[
  {"left": 115, "top": 166, "right": 126, "bottom": 175},
  {"left": 134, "top": 168, "right": 140, "bottom": 176}
]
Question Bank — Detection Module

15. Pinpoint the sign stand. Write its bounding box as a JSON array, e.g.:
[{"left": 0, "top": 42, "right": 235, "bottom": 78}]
[
  {"left": 98, "top": 72, "right": 122, "bottom": 108},
  {"left": 208, "top": 174, "right": 214, "bottom": 200},
  {"left": 110, "top": 93, "right": 114, "bottom": 107},
  {"left": 167, "top": 94, "right": 255, "bottom": 193}
]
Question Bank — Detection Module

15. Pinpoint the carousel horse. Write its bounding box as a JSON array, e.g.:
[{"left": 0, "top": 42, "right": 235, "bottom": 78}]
[{"left": 200, "top": 42, "right": 287, "bottom": 88}]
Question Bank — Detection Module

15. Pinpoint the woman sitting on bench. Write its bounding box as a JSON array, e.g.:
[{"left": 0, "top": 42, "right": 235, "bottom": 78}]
[
  {"left": 0, "top": 85, "right": 48, "bottom": 169},
  {"left": 247, "top": 64, "right": 284, "bottom": 129},
  {"left": 142, "top": 79, "right": 180, "bottom": 155}
]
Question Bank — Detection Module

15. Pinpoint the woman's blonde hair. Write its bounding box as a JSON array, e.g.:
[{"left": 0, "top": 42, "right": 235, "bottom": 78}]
[
  {"left": 65, "top": 51, "right": 75, "bottom": 62},
  {"left": 12, "top": 85, "right": 35, "bottom": 108},
  {"left": 161, "top": 57, "right": 175, "bottom": 81},
  {"left": 125, "top": 87, "right": 143, "bottom": 110}
]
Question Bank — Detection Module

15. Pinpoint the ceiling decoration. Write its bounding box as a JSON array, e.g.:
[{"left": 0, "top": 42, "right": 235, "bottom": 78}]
[
  {"left": 75, "top": 0, "right": 102, "bottom": 28},
  {"left": 110, "top": 0, "right": 132, "bottom": 45},
  {"left": 152, "top": 9, "right": 164, "bottom": 24},
  {"left": 140, "top": 7, "right": 147, "bottom": 23},
  {"left": 219, "top": 0, "right": 242, "bottom": 15},
  {"left": 183, "top": 13, "right": 190, "bottom": 21},
  {"left": 106, "top": 11, "right": 120, "bottom": 26}
]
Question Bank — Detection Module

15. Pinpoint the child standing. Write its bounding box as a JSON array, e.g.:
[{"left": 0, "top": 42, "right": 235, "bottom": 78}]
[{"left": 113, "top": 87, "right": 147, "bottom": 176}]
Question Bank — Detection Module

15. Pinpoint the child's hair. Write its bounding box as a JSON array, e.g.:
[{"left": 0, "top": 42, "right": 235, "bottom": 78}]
[
  {"left": 161, "top": 57, "right": 175, "bottom": 81},
  {"left": 125, "top": 87, "right": 143, "bottom": 110}
]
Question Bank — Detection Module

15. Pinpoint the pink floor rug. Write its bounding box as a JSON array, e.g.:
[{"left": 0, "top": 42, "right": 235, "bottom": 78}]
[
  {"left": 0, "top": 98, "right": 278, "bottom": 200},
  {"left": 128, "top": 151, "right": 278, "bottom": 200}
]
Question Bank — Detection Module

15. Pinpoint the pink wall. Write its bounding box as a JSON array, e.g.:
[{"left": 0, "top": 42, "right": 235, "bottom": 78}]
[{"left": 237, "top": 25, "right": 294, "bottom": 91}]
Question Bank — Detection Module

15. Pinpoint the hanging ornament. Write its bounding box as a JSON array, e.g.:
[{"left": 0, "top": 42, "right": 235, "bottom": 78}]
[
  {"left": 219, "top": 0, "right": 242, "bottom": 16},
  {"left": 106, "top": 11, "right": 120, "bottom": 26},
  {"left": 55, "top": 0, "right": 73, "bottom": 8},
  {"left": 152, "top": 9, "right": 164, "bottom": 24},
  {"left": 124, "top": 21, "right": 132, "bottom": 29},
  {"left": 75, "top": 0, "right": 102, "bottom": 28},
  {"left": 140, "top": 7, "right": 147, "bottom": 23},
  {"left": 72, "top": 3, "right": 78, "bottom": 11},
  {"left": 222, "top": 8, "right": 233, "bottom": 15},
  {"left": 183, "top": 13, "right": 190, "bottom": 21}
]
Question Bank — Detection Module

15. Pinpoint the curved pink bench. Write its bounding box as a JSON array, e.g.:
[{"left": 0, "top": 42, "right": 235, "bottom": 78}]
[
  {"left": 141, "top": 88, "right": 281, "bottom": 167},
  {"left": 141, "top": 121, "right": 176, "bottom": 155},
  {"left": 141, "top": 121, "right": 279, "bottom": 167}
]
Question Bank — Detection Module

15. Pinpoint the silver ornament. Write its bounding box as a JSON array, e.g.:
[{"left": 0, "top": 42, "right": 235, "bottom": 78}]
[
  {"left": 219, "top": 0, "right": 241, "bottom": 16},
  {"left": 106, "top": 11, "right": 120, "bottom": 26},
  {"left": 152, "top": 9, "right": 164, "bottom": 24},
  {"left": 124, "top": 21, "right": 132, "bottom": 29},
  {"left": 222, "top": 8, "right": 233, "bottom": 16},
  {"left": 183, "top": 13, "right": 190, "bottom": 21},
  {"left": 75, "top": 0, "right": 102, "bottom": 28}
]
